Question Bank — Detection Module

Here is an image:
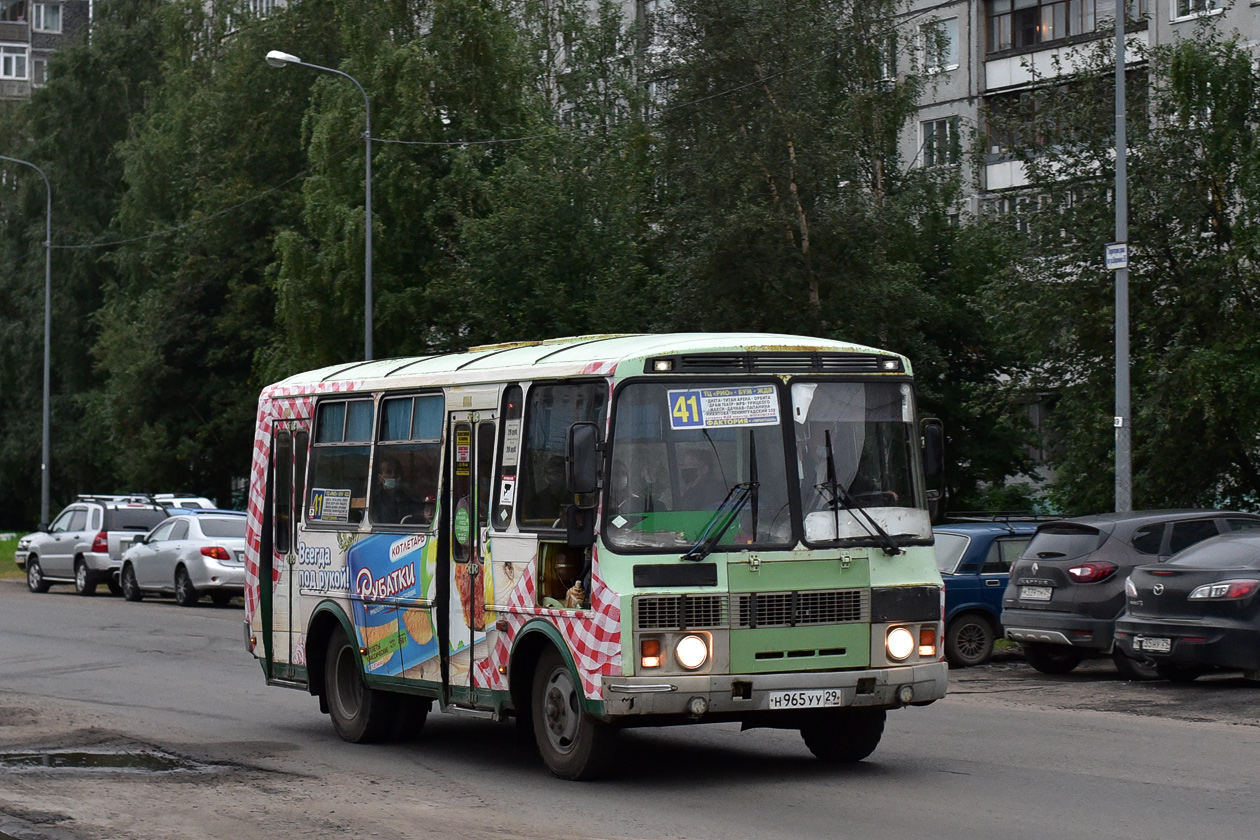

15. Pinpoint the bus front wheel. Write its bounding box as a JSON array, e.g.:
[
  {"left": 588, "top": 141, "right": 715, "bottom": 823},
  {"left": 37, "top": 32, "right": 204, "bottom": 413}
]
[
  {"left": 324, "top": 626, "right": 398, "bottom": 743},
  {"left": 800, "top": 708, "right": 886, "bottom": 763},
  {"left": 531, "top": 647, "right": 617, "bottom": 780}
]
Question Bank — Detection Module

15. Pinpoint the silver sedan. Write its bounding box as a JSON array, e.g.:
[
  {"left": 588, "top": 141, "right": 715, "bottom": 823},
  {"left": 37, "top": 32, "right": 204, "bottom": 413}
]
[{"left": 118, "top": 512, "right": 247, "bottom": 607}]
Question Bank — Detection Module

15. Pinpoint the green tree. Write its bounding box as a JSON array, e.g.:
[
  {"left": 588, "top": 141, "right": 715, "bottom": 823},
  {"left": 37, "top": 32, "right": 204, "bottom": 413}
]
[{"left": 984, "top": 31, "right": 1260, "bottom": 512}]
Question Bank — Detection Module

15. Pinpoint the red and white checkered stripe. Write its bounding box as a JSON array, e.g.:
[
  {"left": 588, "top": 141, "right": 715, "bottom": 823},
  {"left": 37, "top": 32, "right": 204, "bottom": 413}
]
[
  {"left": 474, "top": 545, "right": 623, "bottom": 700},
  {"left": 244, "top": 380, "right": 362, "bottom": 623}
]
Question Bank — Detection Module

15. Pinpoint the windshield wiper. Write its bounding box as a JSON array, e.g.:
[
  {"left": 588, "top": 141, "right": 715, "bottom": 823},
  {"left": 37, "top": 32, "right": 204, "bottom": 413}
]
[
  {"left": 820, "top": 430, "right": 902, "bottom": 556},
  {"left": 680, "top": 482, "right": 757, "bottom": 562}
]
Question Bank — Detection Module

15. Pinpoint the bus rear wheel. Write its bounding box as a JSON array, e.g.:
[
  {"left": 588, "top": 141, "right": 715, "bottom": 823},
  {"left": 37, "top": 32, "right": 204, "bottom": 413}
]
[
  {"left": 324, "top": 626, "right": 397, "bottom": 743},
  {"left": 531, "top": 647, "right": 617, "bottom": 780},
  {"left": 800, "top": 708, "right": 886, "bottom": 763}
]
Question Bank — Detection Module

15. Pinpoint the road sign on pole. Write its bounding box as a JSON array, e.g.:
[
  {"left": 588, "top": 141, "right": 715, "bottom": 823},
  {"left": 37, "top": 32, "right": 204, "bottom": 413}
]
[{"left": 1105, "top": 242, "right": 1128, "bottom": 271}]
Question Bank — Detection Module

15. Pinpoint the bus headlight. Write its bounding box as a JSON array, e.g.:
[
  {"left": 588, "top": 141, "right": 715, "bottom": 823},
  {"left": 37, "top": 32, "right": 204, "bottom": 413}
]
[
  {"left": 675, "top": 635, "right": 709, "bottom": 670},
  {"left": 886, "top": 627, "right": 915, "bottom": 662}
]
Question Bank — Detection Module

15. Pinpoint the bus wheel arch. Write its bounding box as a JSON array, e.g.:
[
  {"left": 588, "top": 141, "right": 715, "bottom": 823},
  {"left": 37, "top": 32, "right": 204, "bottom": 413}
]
[
  {"left": 528, "top": 644, "right": 618, "bottom": 780},
  {"left": 305, "top": 603, "right": 355, "bottom": 712}
]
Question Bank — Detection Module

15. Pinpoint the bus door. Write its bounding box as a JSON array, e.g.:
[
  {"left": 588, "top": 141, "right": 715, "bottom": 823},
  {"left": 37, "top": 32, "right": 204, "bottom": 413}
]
[
  {"left": 445, "top": 410, "right": 497, "bottom": 707},
  {"left": 268, "top": 420, "right": 309, "bottom": 679}
]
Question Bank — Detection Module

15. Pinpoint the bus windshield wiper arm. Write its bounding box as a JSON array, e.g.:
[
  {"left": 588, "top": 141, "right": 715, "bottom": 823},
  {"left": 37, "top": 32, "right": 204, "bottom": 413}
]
[
  {"left": 822, "top": 430, "right": 902, "bottom": 556},
  {"left": 680, "top": 482, "right": 757, "bottom": 562}
]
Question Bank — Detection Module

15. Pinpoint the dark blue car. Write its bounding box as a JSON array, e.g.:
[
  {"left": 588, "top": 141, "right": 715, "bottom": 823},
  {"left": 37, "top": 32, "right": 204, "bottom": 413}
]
[{"left": 934, "top": 518, "right": 1044, "bottom": 667}]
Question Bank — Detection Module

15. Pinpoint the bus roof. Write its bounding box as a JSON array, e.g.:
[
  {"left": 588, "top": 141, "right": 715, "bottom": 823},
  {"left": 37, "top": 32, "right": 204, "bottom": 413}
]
[{"left": 263, "top": 332, "right": 912, "bottom": 393}]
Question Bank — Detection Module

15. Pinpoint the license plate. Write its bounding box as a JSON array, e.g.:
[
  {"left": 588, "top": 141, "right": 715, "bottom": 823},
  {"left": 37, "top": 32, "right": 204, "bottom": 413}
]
[
  {"left": 767, "top": 689, "right": 842, "bottom": 710},
  {"left": 1020, "top": 586, "right": 1053, "bottom": 601},
  {"left": 1138, "top": 637, "right": 1171, "bottom": 653}
]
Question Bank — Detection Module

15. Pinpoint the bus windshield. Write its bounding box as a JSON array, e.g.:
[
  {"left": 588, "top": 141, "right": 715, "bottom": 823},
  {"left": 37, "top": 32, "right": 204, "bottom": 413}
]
[
  {"left": 605, "top": 381, "right": 793, "bottom": 550},
  {"left": 792, "top": 381, "right": 924, "bottom": 543}
]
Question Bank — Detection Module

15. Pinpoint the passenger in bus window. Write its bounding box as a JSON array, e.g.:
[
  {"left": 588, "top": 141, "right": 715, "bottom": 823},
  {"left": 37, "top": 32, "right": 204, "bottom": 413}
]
[
  {"left": 677, "top": 449, "right": 726, "bottom": 510},
  {"left": 371, "top": 455, "right": 422, "bottom": 525}
]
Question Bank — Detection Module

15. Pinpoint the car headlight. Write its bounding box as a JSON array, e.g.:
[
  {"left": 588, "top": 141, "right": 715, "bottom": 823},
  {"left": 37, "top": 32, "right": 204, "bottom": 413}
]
[
  {"left": 17, "top": 538, "right": 29, "bottom": 550},
  {"left": 675, "top": 635, "right": 709, "bottom": 670},
  {"left": 886, "top": 627, "right": 915, "bottom": 661}
]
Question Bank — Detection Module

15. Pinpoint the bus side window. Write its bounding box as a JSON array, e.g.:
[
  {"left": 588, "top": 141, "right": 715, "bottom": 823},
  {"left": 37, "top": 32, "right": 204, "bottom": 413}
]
[
  {"left": 306, "top": 399, "right": 373, "bottom": 525},
  {"left": 371, "top": 394, "right": 442, "bottom": 528},
  {"left": 517, "top": 382, "right": 607, "bottom": 529},
  {"left": 274, "top": 431, "right": 292, "bottom": 555}
]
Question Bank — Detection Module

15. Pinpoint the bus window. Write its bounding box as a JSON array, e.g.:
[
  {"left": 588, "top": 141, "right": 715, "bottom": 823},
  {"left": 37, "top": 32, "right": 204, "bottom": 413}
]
[
  {"left": 477, "top": 422, "right": 495, "bottom": 522},
  {"left": 306, "top": 399, "right": 373, "bottom": 525},
  {"left": 517, "top": 382, "right": 607, "bottom": 529},
  {"left": 371, "top": 394, "right": 442, "bottom": 527},
  {"left": 274, "top": 431, "right": 292, "bottom": 553}
]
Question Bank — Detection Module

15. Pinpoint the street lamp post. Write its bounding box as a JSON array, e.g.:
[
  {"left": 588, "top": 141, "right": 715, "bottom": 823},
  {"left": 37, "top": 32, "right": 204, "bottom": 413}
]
[
  {"left": 1113, "top": 1, "right": 1131, "bottom": 512},
  {"left": 266, "top": 50, "right": 374, "bottom": 361},
  {"left": 1, "top": 154, "right": 53, "bottom": 525}
]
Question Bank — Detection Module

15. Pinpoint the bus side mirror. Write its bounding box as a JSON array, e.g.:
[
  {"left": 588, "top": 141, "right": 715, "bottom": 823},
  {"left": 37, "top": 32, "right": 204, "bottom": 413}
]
[
  {"left": 921, "top": 418, "right": 945, "bottom": 522},
  {"left": 566, "top": 422, "right": 600, "bottom": 496}
]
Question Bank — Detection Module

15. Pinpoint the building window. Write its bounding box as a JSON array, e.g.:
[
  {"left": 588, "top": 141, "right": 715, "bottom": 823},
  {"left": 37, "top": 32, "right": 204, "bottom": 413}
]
[
  {"left": 248, "top": 0, "right": 279, "bottom": 16},
  {"left": 1, "top": 45, "right": 27, "bottom": 80},
  {"left": 923, "top": 117, "right": 961, "bottom": 167},
  {"left": 1173, "top": 0, "right": 1221, "bottom": 20},
  {"left": 879, "top": 32, "right": 898, "bottom": 81},
  {"left": 986, "top": 1, "right": 1147, "bottom": 54},
  {"left": 921, "top": 17, "right": 959, "bottom": 73},
  {"left": 31, "top": 55, "right": 45, "bottom": 85},
  {"left": 32, "top": 3, "right": 60, "bottom": 32},
  {"left": 0, "top": 1, "right": 29, "bottom": 23}
]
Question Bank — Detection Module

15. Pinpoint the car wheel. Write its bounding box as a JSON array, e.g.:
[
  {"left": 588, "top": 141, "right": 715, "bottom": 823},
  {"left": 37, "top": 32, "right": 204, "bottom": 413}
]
[
  {"left": 945, "top": 614, "right": 995, "bottom": 668},
  {"left": 800, "top": 708, "right": 886, "bottom": 763},
  {"left": 324, "top": 625, "right": 397, "bottom": 743},
  {"left": 1112, "top": 649, "right": 1160, "bottom": 681},
  {"left": 1157, "top": 663, "right": 1205, "bottom": 684},
  {"left": 106, "top": 577, "right": 123, "bottom": 597},
  {"left": 73, "top": 559, "right": 97, "bottom": 596},
  {"left": 1022, "top": 642, "right": 1083, "bottom": 675},
  {"left": 532, "top": 647, "right": 618, "bottom": 780},
  {"left": 210, "top": 592, "right": 233, "bottom": 608},
  {"left": 121, "top": 564, "right": 144, "bottom": 602},
  {"left": 27, "top": 557, "right": 50, "bottom": 594},
  {"left": 174, "top": 567, "right": 199, "bottom": 606}
]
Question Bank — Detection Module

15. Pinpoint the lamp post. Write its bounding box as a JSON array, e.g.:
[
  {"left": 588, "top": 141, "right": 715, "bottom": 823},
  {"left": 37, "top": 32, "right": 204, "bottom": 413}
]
[
  {"left": 266, "top": 50, "right": 374, "bottom": 361},
  {"left": 1, "top": 155, "right": 52, "bottom": 525},
  {"left": 1113, "top": 1, "right": 1131, "bottom": 512}
]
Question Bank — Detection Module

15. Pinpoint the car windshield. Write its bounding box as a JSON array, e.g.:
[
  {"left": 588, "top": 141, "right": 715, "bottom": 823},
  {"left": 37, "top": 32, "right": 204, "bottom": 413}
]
[
  {"left": 1023, "top": 524, "right": 1104, "bottom": 561},
  {"left": 934, "top": 532, "right": 970, "bottom": 573},
  {"left": 199, "top": 517, "right": 247, "bottom": 539},
  {"left": 106, "top": 508, "right": 167, "bottom": 531},
  {"left": 605, "top": 381, "right": 792, "bottom": 550}
]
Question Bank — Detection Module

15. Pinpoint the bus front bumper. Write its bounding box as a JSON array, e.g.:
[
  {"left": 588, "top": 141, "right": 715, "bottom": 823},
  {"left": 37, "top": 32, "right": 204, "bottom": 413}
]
[{"left": 600, "top": 661, "right": 947, "bottom": 719}]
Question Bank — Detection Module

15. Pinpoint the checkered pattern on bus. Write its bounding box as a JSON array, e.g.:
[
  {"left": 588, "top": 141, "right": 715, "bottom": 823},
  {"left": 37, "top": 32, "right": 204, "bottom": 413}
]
[{"left": 474, "top": 547, "right": 623, "bottom": 700}]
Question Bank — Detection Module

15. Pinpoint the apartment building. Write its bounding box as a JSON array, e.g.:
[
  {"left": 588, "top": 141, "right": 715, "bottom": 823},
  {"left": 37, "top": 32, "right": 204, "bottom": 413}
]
[
  {"left": 0, "top": 0, "right": 89, "bottom": 99},
  {"left": 901, "top": 0, "right": 1260, "bottom": 203}
]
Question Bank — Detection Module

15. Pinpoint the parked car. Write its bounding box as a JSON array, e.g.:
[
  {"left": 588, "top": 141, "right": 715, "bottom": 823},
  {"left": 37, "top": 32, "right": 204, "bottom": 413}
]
[
  {"left": 20, "top": 496, "right": 169, "bottom": 596},
  {"left": 118, "top": 509, "right": 247, "bottom": 607},
  {"left": 934, "top": 517, "right": 1045, "bottom": 667},
  {"left": 154, "top": 493, "right": 216, "bottom": 510},
  {"left": 1001, "top": 510, "right": 1260, "bottom": 678},
  {"left": 1115, "top": 527, "right": 1260, "bottom": 682}
]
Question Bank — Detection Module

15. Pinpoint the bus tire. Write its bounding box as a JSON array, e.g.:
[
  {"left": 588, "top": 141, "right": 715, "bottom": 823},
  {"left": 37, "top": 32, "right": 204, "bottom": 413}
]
[
  {"left": 324, "top": 625, "right": 397, "bottom": 743},
  {"left": 800, "top": 708, "right": 886, "bottom": 763},
  {"left": 531, "top": 647, "right": 617, "bottom": 780}
]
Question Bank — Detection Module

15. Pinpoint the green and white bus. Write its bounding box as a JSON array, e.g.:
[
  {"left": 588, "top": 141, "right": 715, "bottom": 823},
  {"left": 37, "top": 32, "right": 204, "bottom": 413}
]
[{"left": 244, "top": 333, "right": 947, "bottom": 779}]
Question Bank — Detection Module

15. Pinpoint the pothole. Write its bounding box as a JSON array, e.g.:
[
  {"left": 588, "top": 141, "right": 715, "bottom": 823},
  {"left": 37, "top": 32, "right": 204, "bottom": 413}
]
[{"left": 0, "top": 747, "right": 214, "bottom": 774}]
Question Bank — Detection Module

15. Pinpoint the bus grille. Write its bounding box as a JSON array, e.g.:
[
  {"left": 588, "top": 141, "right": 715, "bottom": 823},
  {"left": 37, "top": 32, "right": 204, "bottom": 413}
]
[
  {"left": 635, "top": 595, "right": 728, "bottom": 630},
  {"left": 735, "top": 589, "right": 868, "bottom": 628}
]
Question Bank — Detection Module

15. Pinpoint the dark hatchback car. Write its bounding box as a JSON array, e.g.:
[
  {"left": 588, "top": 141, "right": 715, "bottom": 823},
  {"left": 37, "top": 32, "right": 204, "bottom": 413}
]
[
  {"left": 934, "top": 519, "right": 1044, "bottom": 667},
  {"left": 1001, "top": 510, "right": 1260, "bottom": 678},
  {"left": 1116, "top": 530, "right": 1260, "bottom": 682}
]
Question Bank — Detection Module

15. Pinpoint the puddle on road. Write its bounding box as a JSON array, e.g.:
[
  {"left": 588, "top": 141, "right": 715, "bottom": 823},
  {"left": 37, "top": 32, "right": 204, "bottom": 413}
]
[{"left": 0, "top": 747, "right": 210, "bottom": 774}]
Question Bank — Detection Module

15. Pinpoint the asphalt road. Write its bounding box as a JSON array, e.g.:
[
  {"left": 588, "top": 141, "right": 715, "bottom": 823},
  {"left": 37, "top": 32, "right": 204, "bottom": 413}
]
[{"left": 2, "top": 577, "right": 1259, "bottom": 840}]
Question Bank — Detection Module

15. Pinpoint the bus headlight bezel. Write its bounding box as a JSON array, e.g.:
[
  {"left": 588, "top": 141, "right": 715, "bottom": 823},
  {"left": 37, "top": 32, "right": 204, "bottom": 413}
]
[
  {"left": 886, "top": 626, "right": 916, "bottom": 662},
  {"left": 675, "top": 634, "right": 710, "bottom": 670}
]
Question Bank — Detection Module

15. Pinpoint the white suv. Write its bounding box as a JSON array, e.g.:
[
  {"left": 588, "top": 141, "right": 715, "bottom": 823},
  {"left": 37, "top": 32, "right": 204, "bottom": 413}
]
[{"left": 19, "top": 496, "right": 169, "bottom": 596}]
